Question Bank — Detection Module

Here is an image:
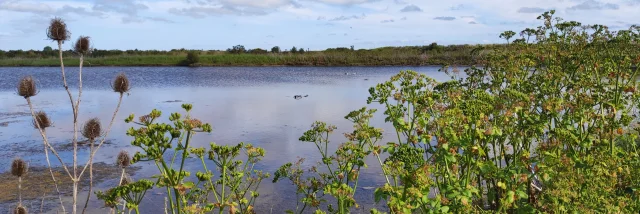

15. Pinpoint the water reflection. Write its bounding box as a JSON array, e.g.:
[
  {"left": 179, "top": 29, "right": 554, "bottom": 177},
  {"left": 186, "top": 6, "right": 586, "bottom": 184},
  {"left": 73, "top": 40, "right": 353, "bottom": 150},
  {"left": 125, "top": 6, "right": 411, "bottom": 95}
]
[{"left": 0, "top": 66, "right": 450, "bottom": 212}]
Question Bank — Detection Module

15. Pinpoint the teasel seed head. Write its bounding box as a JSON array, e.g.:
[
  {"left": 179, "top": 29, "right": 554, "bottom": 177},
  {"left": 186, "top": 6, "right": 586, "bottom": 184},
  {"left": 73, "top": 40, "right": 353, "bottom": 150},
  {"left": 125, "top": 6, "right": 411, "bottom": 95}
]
[
  {"left": 82, "top": 118, "right": 101, "bottom": 140},
  {"left": 14, "top": 205, "right": 27, "bottom": 214},
  {"left": 120, "top": 174, "right": 132, "bottom": 186},
  {"left": 116, "top": 150, "right": 131, "bottom": 168},
  {"left": 73, "top": 36, "right": 91, "bottom": 55},
  {"left": 46, "top": 17, "right": 70, "bottom": 43},
  {"left": 17, "top": 76, "right": 37, "bottom": 98},
  {"left": 32, "top": 111, "right": 52, "bottom": 129},
  {"left": 112, "top": 73, "right": 130, "bottom": 94},
  {"left": 11, "top": 158, "right": 28, "bottom": 177}
]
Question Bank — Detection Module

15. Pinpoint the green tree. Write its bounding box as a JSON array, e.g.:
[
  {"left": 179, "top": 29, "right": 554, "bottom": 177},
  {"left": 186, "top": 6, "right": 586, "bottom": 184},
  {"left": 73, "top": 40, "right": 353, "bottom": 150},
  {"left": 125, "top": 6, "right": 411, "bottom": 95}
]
[
  {"left": 271, "top": 46, "right": 281, "bottom": 53},
  {"left": 227, "top": 45, "right": 246, "bottom": 54},
  {"left": 185, "top": 51, "right": 200, "bottom": 66},
  {"left": 291, "top": 46, "right": 297, "bottom": 53},
  {"left": 298, "top": 47, "right": 305, "bottom": 53}
]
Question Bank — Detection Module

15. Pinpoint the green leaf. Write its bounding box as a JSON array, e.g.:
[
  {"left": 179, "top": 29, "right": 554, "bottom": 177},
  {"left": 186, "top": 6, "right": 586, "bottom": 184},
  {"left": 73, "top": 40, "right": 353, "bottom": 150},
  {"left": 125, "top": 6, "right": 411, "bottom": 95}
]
[
  {"left": 182, "top": 181, "right": 195, "bottom": 188},
  {"left": 440, "top": 206, "right": 449, "bottom": 213}
]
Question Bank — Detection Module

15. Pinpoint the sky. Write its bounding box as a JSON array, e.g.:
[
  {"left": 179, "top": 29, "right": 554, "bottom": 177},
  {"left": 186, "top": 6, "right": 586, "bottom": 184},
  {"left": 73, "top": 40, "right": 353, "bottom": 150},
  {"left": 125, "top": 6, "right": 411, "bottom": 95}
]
[{"left": 0, "top": 0, "right": 639, "bottom": 51}]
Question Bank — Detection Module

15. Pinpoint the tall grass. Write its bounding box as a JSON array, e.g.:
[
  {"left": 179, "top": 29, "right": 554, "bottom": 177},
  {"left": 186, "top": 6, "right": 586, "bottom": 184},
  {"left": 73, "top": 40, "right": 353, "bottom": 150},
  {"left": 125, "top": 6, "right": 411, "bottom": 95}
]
[{"left": 0, "top": 48, "right": 480, "bottom": 67}]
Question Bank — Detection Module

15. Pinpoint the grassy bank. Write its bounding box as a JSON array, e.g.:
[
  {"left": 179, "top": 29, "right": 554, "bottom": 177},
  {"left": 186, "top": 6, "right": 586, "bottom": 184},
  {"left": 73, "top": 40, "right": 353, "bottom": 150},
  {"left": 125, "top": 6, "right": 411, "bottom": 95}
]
[{"left": 0, "top": 45, "right": 485, "bottom": 67}]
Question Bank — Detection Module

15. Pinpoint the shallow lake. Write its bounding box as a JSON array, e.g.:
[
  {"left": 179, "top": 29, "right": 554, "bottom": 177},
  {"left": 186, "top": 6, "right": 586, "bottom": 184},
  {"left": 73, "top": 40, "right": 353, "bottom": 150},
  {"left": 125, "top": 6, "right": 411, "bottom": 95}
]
[{"left": 0, "top": 66, "right": 452, "bottom": 213}]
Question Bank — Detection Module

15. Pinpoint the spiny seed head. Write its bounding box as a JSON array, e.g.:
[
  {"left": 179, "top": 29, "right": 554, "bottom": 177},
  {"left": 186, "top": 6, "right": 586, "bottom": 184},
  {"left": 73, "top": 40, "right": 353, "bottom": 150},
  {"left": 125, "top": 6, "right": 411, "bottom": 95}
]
[
  {"left": 33, "top": 111, "right": 51, "bottom": 129},
  {"left": 11, "top": 158, "right": 28, "bottom": 177},
  {"left": 120, "top": 175, "right": 132, "bottom": 186},
  {"left": 82, "top": 118, "right": 101, "bottom": 140},
  {"left": 120, "top": 176, "right": 131, "bottom": 186},
  {"left": 73, "top": 36, "right": 91, "bottom": 55},
  {"left": 14, "top": 206, "right": 27, "bottom": 214},
  {"left": 47, "top": 17, "right": 70, "bottom": 42},
  {"left": 112, "top": 73, "right": 130, "bottom": 94},
  {"left": 116, "top": 150, "right": 131, "bottom": 168},
  {"left": 17, "top": 76, "right": 37, "bottom": 98},
  {"left": 47, "top": 17, "right": 71, "bottom": 42}
]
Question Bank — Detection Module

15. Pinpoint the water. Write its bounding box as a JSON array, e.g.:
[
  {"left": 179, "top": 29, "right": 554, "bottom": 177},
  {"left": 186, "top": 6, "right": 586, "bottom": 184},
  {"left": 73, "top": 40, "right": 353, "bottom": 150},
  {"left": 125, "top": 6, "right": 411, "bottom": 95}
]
[{"left": 0, "top": 66, "right": 451, "bottom": 213}]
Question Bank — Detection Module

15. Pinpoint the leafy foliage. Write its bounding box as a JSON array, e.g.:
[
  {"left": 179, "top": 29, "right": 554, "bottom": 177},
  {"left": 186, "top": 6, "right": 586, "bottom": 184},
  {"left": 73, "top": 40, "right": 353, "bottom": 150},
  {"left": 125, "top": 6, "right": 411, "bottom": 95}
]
[
  {"left": 184, "top": 51, "right": 200, "bottom": 66},
  {"left": 274, "top": 10, "right": 640, "bottom": 214},
  {"left": 97, "top": 104, "right": 269, "bottom": 213}
]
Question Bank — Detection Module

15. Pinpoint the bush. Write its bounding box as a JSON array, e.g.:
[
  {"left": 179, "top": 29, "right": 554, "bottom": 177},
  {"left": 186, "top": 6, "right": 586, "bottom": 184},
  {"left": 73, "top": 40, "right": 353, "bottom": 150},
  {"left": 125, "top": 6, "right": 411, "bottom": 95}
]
[
  {"left": 273, "top": 10, "right": 640, "bottom": 213},
  {"left": 184, "top": 51, "right": 200, "bottom": 66}
]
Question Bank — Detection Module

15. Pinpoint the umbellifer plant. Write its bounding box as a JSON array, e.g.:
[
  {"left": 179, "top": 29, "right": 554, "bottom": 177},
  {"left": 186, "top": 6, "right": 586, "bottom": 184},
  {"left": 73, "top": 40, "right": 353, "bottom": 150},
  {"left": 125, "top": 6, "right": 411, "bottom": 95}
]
[
  {"left": 16, "top": 17, "right": 129, "bottom": 214},
  {"left": 96, "top": 104, "right": 270, "bottom": 214}
]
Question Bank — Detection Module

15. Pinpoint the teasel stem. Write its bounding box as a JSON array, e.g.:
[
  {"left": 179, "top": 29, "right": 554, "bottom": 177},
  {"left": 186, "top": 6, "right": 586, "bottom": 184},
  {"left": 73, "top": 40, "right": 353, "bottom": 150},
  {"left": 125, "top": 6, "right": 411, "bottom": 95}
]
[
  {"left": 164, "top": 197, "right": 168, "bottom": 214},
  {"left": 81, "top": 138, "right": 94, "bottom": 214},
  {"left": 56, "top": 38, "right": 80, "bottom": 214},
  {"left": 26, "top": 97, "right": 73, "bottom": 179},
  {"left": 119, "top": 168, "right": 127, "bottom": 212},
  {"left": 79, "top": 93, "right": 123, "bottom": 179},
  {"left": 44, "top": 130, "right": 66, "bottom": 214},
  {"left": 27, "top": 97, "right": 69, "bottom": 213},
  {"left": 119, "top": 168, "right": 126, "bottom": 186},
  {"left": 18, "top": 176, "right": 22, "bottom": 205}
]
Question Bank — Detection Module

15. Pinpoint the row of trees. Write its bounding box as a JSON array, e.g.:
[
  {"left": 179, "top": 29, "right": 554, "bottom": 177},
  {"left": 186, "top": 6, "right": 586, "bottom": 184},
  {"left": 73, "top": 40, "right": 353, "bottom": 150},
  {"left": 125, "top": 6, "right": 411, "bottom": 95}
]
[
  {"left": 0, "top": 43, "right": 460, "bottom": 59},
  {"left": 226, "top": 45, "right": 308, "bottom": 54}
]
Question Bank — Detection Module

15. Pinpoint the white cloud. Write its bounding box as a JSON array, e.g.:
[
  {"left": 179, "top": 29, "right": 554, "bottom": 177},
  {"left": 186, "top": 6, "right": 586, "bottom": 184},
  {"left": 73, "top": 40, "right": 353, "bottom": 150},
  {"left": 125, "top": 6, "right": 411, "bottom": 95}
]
[
  {"left": 400, "top": 4, "right": 422, "bottom": 12},
  {"left": 0, "top": 0, "right": 54, "bottom": 13},
  {"left": 567, "top": 0, "right": 619, "bottom": 10},
  {"left": 1, "top": 0, "right": 639, "bottom": 50},
  {"left": 306, "top": 0, "right": 380, "bottom": 5},
  {"left": 219, "top": 0, "right": 296, "bottom": 8},
  {"left": 329, "top": 14, "right": 366, "bottom": 21}
]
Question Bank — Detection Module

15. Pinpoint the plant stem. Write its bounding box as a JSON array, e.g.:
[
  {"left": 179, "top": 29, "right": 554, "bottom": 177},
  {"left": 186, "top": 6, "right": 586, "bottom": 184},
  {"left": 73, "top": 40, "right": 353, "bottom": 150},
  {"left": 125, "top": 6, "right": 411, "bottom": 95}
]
[
  {"left": 18, "top": 176, "right": 22, "bottom": 205},
  {"left": 82, "top": 139, "right": 95, "bottom": 214},
  {"left": 220, "top": 159, "right": 227, "bottom": 214},
  {"left": 42, "top": 130, "right": 67, "bottom": 213},
  {"left": 175, "top": 131, "right": 192, "bottom": 213},
  {"left": 79, "top": 94, "right": 124, "bottom": 178}
]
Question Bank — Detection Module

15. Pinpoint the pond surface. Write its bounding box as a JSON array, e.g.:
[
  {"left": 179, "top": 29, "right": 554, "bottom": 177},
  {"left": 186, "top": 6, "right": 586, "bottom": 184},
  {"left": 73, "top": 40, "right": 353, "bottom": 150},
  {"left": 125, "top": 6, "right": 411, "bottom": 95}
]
[{"left": 0, "top": 66, "right": 452, "bottom": 213}]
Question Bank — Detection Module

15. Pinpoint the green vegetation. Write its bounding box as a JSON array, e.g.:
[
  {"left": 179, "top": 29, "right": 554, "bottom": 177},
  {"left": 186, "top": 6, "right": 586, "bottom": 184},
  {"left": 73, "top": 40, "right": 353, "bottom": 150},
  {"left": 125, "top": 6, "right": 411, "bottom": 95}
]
[
  {"left": 7, "top": 10, "right": 640, "bottom": 214},
  {"left": 0, "top": 43, "right": 489, "bottom": 67}
]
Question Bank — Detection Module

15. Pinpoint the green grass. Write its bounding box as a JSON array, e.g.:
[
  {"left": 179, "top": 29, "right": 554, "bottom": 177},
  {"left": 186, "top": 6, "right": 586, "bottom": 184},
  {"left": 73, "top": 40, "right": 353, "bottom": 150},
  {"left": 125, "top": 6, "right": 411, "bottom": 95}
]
[{"left": 0, "top": 51, "right": 479, "bottom": 67}]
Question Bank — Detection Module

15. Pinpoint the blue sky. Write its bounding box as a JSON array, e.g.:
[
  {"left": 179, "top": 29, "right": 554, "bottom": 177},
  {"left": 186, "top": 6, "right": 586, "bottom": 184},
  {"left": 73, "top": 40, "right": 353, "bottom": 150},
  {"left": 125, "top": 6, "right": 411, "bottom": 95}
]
[{"left": 1, "top": 0, "right": 639, "bottom": 51}]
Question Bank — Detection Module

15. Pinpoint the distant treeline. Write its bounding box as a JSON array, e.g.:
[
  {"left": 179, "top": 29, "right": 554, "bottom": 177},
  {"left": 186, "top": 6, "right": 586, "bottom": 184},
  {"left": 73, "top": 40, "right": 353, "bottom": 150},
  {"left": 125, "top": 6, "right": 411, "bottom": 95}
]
[{"left": 0, "top": 43, "right": 499, "bottom": 66}]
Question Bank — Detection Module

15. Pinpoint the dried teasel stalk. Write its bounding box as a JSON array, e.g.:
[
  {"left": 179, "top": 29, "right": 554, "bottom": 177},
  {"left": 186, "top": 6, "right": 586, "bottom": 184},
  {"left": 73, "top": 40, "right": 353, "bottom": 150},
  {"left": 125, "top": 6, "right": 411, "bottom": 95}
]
[
  {"left": 17, "top": 76, "right": 37, "bottom": 98},
  {"left": 82, "top": 118, "right": 101, "bottom": 140},
  {"left": 73, "top": 36, "right": 91, "bottom": 55},
  {"left": 46, "top": 17, "right": 70, "bottom": 42},
  {"left": 14, "top": 205, "right": 27, "bottom": 214},
  {"left": 112, "top": 73, "right": 130, "bottom": 94},
  {"left": 32, "top": 111, "right": 52, "bottom": 129},
  {"left": 116, "top": 150, "right": 131, "bottom": 168},
  {"left": 11, "top": 158, "right": 28, "bottom": 177}
]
